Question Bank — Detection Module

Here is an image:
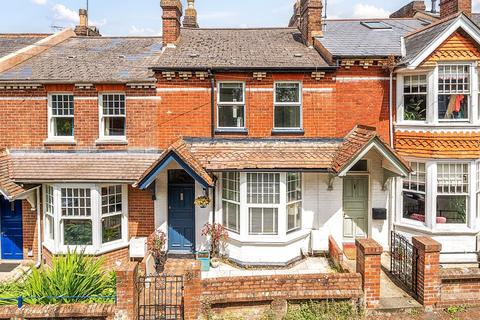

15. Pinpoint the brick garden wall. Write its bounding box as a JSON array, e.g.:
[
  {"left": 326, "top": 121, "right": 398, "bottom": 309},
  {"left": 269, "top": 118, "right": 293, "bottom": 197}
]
[
  {"left": 439, "top": 268, "right": 480, "bottom": 307},
  {"left": 201, "top": 273, "right": 363, "bottom": 305},
  {"left": 0, "top": 303, "right": 115, "bottom": 320}
]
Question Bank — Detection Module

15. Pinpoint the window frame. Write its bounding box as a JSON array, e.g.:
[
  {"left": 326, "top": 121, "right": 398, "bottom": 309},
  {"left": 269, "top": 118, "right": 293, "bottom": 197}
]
[
  {"left": 273, "top": 81, "right": 303, "bottom": 130},
  {"left": 401, "top": 162, "right": 427, "bottom": 226},
  {"left": 43, "top": 183, "right": 128, "bottom": 255},
  {"left": 247, "top": 173, "right": 281, "bottom": 235},
  {"left": 98, "top": 93, "right": 127, "bottom": 141},
  {"left": 221, "top": 172, "right": 241, "bottom": 234},
  {"left": 47, "top": 93, "right": 75, "bottom": 141},
  {"left": 437, "top": 64, "right": 472, "bottom": 122},
  {"left": 286, "top": 172, "right": 302, "bottom": 233},
  {"left": 216, "top": 81, "right": 246, "bottom": 130},
  {"left": 402, "top": 75, "right": 428, "bottom": 122}
]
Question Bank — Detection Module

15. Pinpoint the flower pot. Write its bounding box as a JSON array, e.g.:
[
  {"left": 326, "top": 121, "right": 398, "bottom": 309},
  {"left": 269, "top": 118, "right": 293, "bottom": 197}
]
[{"left": 210, "top": 257, "right": 221, "bottom": 268}]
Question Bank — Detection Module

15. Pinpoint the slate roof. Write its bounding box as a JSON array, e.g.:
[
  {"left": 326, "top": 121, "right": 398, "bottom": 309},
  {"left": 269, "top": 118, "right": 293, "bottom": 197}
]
[
  {"left": 317, "top": 18, "right": 428, "bottom": 57},
  {"left": 402, "top": 14, "right": 459, "bottom": 64},
  {"left": 0, "top": 34, "right": 50, "bottom": 58},
  {"left": 0, "top": 36, "right": 163, "bottom": 83},
  {"left": 7, "top": 151, "right": 161, "bottom": 183},
  {"left": 153, "top": 28, "right": 330, "bottom": 70}
]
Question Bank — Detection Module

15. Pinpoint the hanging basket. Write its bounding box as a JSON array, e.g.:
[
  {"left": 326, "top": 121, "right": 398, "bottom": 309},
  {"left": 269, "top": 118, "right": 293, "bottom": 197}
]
[{"left": 194, "top": 196, "right": 211, "bottom": 208}]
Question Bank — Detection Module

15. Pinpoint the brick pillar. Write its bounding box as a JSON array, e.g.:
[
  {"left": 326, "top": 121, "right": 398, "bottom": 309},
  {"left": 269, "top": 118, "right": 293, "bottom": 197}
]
[
  {"left": 412, "top": 236, "right": 441, "bottom": 310},
  {"left": 183, "top": 260, "right": 202, "bottom": 320},
  {"left": 356, "top": 238, "right": 382, "bottom": 309},
  {"left": 116, "top": 261, "right": 139, "bottom": 320}
]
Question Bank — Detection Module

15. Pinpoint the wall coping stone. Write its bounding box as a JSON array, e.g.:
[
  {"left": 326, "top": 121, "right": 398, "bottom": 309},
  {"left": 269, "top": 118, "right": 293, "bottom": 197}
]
[
  {"left": 412, "top": 236, "right": 442, "bottom": 253},
  {"left": 441, "top": 267, "right": 480, "bottom": 281},
  {"left": 356, "top": 238, "right": 382, "bottom": 255}
]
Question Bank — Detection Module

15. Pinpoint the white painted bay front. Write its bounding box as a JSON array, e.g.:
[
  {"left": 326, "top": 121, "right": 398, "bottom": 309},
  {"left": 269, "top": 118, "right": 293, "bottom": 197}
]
[{"left": 153, "top": 149, "right": 393, "bottom": 265}]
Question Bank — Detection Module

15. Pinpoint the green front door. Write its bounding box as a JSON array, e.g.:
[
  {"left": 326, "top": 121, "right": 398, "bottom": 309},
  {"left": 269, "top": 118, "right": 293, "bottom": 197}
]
[{"left": 343, "top": 176, "right": 368, "bottom": 240}]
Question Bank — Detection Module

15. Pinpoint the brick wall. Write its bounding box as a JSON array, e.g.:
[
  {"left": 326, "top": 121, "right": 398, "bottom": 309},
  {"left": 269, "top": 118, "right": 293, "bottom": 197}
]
[
  {"left": 156, "top": 67, "right": 392, "bottom": 148},
  {"left": 128, "top": 186, "right": 156, "bottom": 239},
  {"left": 356, "top": 238, "right": 382, "bottom": 309},
  {"left": 201, "top": 273, "right": 363, "bottom": 305},
  {"left": 328, "top": 235, "right": 350, "bottom": 272},
  {"left": 0, "top": 85, "right": 158, "bottom": 150},
  {"left": 0, "top": 303, "right": 115, "bottom": 320},
  {"left": 21, "top": 199, "right": 38, "bottom": 261},
  {"left": 440, "top": 0, "right": 472, "bottom": 18},
  {"left": 412, "top": 236, "right": 441, "bottom": 309},
  {"left": 439, "top": 268, "right": 480, "bottom": 307}
]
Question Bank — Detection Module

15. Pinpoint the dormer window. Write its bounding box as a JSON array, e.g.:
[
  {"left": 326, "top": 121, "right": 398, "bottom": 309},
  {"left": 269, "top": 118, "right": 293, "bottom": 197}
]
[{"left": 438, "top": 64, "right": 470, "bottom": 121}]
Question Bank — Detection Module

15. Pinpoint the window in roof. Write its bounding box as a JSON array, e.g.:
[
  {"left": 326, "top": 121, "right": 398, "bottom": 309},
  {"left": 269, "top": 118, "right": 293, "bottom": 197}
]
[{"left": 360, "top": 21, "right": 392, "bottom": 30}]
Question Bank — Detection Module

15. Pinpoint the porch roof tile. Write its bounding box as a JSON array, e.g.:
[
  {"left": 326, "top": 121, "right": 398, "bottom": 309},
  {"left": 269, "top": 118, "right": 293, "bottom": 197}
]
[
  {"left": 0, "top": 149, "right": 31, "bottom": 199},
  {"left": 6, "top": 150, "right": 161, "bottom": 183}
]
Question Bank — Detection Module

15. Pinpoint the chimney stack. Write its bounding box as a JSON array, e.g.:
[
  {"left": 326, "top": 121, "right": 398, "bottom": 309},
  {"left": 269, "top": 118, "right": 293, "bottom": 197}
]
[
  {"left": 288, "top": 0, "right": 301, "bottom": 28},
  {"left": 74, "top": 8, "right": 101, "bottom": 36},
  {"left": 183, "top": 0, "right": 199, "bottom": 28},
  {"left": 440, "top": 0, "right": 471, "bottom": 18},
  {"left": 161, "top": 0, "right": 183, "bottom": 47},
  {"left": 298, "top": 0, "right": 323, "bottom": 46}
]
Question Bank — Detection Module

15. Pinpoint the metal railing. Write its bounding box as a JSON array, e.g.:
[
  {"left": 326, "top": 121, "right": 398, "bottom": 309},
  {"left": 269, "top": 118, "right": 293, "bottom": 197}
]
[{"left": 390, "top": 231, "right": 418, "bottom": 296}]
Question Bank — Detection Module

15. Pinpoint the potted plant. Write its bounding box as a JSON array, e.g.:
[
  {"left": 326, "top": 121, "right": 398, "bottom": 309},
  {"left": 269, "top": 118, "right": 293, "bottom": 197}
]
[
  {"left": 147, "top": 229, "right": 167, "bottom": 273},
  {"left": 194, "top": 196, "right": 211, "bottom": 208},
  {"left": 201, "top": 223, "right": 229, "bottom": 268}
]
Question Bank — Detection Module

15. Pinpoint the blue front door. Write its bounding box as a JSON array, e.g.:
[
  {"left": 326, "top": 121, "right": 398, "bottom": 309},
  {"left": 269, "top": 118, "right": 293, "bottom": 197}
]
[
  {"left": 168, "top": 171, "right": 195, "bottom": 252},
  {"left": 0, "top": 197, "right": 23, "bottom": 260}
]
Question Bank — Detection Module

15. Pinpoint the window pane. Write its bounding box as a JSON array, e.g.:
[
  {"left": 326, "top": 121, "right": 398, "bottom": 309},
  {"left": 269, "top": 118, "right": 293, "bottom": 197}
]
[
  {"left": 247, "top": 173, "right": 280, "bottom": 204},
  {"left": 102, "top": 94, "right": 126, "bottom": 115},
  {"left": 438, "top": 65, "right": 470, "bottom": 94},
  {"left": 287, "top": 202, "right": 301, "bottom": 231},
  {"left": 350, "top": 160, "right": 368, "bottom": 173},
  {"left": 403, "top": 162, "right": 426, "bottom": 193},
  {"left": 249, "top": 208, "right": 278, "bottom": 235},
  {"left": 437, "top": 163, "right": 469, "bottom": 194},
  {"left": 274, "top": 105, "right": 301, "bottom": 128},
  {"left": 222, "top": 201, "right": 240, "bottom": 233},
  {"left": 46, "top": 214, "right": 55, "bottom": 241},
  {"left": 276, "top": 83, "right": 300, "bottom": 103},
  {"left": 438, "top": 95, "right": 469, "bottom": 120},
  {"left": 437, "top": 195, "right": 467, "bottom": 224},
  {"left": 218, "top": 106, "right": 244, "bottom": 128},
  {"left": 222, "top": 172, "right": 240, "bottom": 202},
  {"left": 287, "top": 172, "right": 302, "bottom": 203},
  {"left": 64, "top": 220, "right": 92, "bottom": 245},
  {"left": 102, "top": 185, "right": 123, "bottom": 215},
  {"left": 102, "top": 215, "right": 122, "bottom": 244},
  {"left": 51, "top": 94, "right": 74, "bottom": 116},
  {"left": 61, "top": 188, "right": 91, "bottom": 217},
  {"left": 104, "top": 117, "right": 126, "bottom": 136},
  {"left": 45, "top": 185, "right": 54, "bottom": 215},
  {"left": 54, "top": 118, "right": 74, "bottom": 136},
  {"left": 404, "top": 94, "right": 426, "bottom": 121},
  {"left": 219, "top": 83, "right": 243, "bottom": 103},
  {"left": 403, "top": 191, "right": 425, "bottom": 222}
]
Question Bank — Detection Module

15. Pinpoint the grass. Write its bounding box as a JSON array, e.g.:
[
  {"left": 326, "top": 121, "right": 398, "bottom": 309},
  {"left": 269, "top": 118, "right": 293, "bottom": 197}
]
[
  {"left": 284, "top": 300, "right": 363, "bottom": 320},
  {"left": 0, "top": 251, "right": 116, "bottom": 305},
  {"left": 445, "top": 305, "right": 467, "bottom": 320}
]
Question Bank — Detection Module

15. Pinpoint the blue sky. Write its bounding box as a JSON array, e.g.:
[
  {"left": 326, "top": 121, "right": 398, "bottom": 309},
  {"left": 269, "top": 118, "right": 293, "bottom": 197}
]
[{"left": 2, "top": 0, "right": 480, "bottom": 36}]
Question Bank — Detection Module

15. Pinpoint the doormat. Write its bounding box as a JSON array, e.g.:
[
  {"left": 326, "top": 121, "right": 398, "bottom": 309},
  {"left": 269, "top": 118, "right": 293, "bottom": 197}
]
[
  {"left": 0, "top": 263, "right": 19, "bottom": 273},
  {"left": 343, "top": 244, "right": 356, "bottom": 260}
]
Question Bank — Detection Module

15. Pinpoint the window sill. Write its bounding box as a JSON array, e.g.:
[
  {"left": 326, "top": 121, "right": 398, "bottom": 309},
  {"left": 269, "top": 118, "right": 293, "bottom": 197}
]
[
  {"left": 95, "top": 138, "right": 128, "bottom": 146},
  {"left": 271, "top": 128, "right": 305, "bottom": 135},
  {"left": 394, "top": 222, "right": 479, "bottom": 235},
  {"left": 45, "top": 241, "right": 129, "bottom": 256},
  {"left": 43, "top": 138, "right": 76, "bottom": 146},
  {"left": 215, "top": 128, "right": 248, "bottom": 135},
  {"left": 395, "top": 122, "right": 479, "bottom": 131}
]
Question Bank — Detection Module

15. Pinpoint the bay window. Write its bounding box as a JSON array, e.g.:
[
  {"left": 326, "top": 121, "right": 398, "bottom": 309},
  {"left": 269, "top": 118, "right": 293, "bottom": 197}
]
[
  {"left": 100, "top": 94, "right": 126, "bottom": 139},
  {"left": 402, "top": 162, "right": 426, "bottom": 222},
  {"left": 221, "top": 172, "right": 303, "bottom": 238},
  {"left": 43, "top": 184, "right": 128, "bottom": 254},
  {"left": 436, "top": 163, "right": 469, "bottom": 224},
  {"left": 438, "top": 65, "right": 470, "bottom": 121},
  {"left": 274, "top": 82, "right": 302, "bottom": 129},
  {"left": 218, "top": 82, "right": 245, "bottom": 129},
  {"left": 403, "top": 75, "right": 427, "bottom": 121}
]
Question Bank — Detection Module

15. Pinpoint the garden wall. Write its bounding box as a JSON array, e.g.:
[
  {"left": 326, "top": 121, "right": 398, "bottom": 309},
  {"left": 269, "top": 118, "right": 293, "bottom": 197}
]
[
  {"left": 0, "top": 303, "right": 114, "bottom": 320},
  {"left": 439, "top": 267, "right": 480, "bottom": 307}
]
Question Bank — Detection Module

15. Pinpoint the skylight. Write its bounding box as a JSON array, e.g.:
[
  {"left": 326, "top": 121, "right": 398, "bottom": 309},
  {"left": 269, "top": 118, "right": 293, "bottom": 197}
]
[{"left": 360, "top": 21, "right": 392, "bottom": 30}]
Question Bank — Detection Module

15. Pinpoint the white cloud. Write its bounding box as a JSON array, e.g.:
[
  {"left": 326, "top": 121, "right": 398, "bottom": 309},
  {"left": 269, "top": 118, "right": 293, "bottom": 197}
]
[
  {"left": 352, "top": 3, "right": 390, "bottom": 19},
  {"left": 52, "top": 4, "right": 79, "bottom": 24},
  {"left": 31, "top": 0, "right": 47, "bottom": 5},
  {"left": 129, "top": 25, "right": 159, "bottom": 36}
]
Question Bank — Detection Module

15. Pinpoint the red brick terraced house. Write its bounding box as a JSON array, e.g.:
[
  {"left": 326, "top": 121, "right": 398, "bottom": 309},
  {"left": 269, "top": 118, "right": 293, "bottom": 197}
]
[{"left": 0, "top": 0, "right": 478, "bottom": 267}]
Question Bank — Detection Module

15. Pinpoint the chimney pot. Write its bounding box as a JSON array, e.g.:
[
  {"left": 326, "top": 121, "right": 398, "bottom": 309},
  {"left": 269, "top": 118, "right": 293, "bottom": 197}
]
[
  {"left": 79, "top": 9, "right": 88, "bottom": 27},
  {"left": 440, "top": 0, "right": 472, "bottom": 18},
  {"left": 161, "top": 0, "right": 183, "bottom": 46}
]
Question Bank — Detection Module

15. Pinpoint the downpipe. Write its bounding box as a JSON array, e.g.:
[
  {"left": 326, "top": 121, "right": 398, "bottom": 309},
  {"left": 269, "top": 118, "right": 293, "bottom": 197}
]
[{"left": 35, "top": 188, "right": 42, "bottom": 268}]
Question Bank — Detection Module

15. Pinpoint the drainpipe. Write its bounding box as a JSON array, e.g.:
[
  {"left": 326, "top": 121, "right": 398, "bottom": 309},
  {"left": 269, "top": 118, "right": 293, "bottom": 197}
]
[
  {"left": 389, "top": 70, "right": 394, "bottom": 148},
  {"left": 35, "top": 188, "right": 42, "bottom": 268},
  {"left": 211, "top": 176, "right": 217, "bottom": 225},
  {"left": 209, "top": 69, "right": 215, "bottom": 138}
]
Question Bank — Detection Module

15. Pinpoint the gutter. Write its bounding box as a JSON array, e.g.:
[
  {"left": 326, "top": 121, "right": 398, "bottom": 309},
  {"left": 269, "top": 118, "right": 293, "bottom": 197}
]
[
  {"left": 209, "top": 69, "right": 215, "bottom": 138},
  {"left": 389, "top": 71, "right": 394, "bottom": 147},
  {"left": 152, "top": 66, "right": 338, "bottom": 73}
]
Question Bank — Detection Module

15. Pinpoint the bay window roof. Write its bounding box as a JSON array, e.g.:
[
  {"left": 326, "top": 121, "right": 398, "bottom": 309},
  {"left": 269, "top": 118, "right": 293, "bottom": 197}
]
[
  {"left": 0, "top": 149, "right": 36, "bottom": 200},
  {"left": 136, "top": 125, "right": 411, "bottom": 190},
  {"left": 1, "top": 150, "right": 161, "bottom": 185}
]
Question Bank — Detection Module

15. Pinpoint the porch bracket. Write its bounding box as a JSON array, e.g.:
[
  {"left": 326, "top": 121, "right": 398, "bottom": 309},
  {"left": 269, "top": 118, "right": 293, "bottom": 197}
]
[
  {"left": 327, "top": 174, "right": 336, "bottom": 191},
  {"left": 382, "top": 169, "right": 396, "bottom": 191}
]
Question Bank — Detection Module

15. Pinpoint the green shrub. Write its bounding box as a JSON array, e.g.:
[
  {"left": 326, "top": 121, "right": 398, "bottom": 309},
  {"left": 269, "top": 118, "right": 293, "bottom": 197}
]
[
  {"left": 0, "top": 281, "right": 22, "bottom": 305},
  {"left": 0, "top": 251, "right": 116, "bottom": 305},
  {"left": 284, "top": 300, "right": 362, "bottom": 320}
]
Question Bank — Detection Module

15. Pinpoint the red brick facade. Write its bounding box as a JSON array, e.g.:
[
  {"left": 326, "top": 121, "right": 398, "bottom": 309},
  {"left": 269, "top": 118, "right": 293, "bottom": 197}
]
[{"left": 356, "top": 238, "right": 382, "bottom": 309}]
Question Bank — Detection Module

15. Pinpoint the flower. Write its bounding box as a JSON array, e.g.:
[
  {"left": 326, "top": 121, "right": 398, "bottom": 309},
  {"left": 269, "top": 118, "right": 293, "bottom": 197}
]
[
  {"left": 194, "top": 196, "right": 211, "bottom": 207},
  {"left": 201, "top": 223, "right": 229, "bottom": 258}
]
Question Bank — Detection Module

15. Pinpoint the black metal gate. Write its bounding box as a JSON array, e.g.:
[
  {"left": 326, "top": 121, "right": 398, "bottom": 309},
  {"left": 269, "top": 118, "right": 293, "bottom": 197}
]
[
  {"left": 390, "top": 231, "right": 418, "bottom": 296},
  {"left": 137, "top": 274, "right": 184, "bottom": 320}
]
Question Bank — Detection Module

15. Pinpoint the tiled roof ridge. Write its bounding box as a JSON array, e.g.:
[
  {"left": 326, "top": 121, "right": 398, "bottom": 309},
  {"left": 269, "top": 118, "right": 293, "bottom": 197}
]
[
  {"left": 324, "top": 18, "right": 423, "bottom": 22},
  {"left": 405, "top": 12, "right": 462, "bottom": 38},
  {"left": 181, "top": 27, "right": 298, "bottom": 31},
  {"left": 73, "top": 36, "right": 163, "bottom": 39},
  {"left": 0, "top": 33, "right": 51, "bottom": 37}
]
